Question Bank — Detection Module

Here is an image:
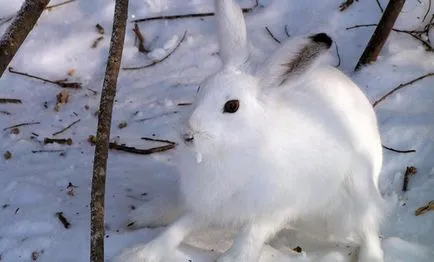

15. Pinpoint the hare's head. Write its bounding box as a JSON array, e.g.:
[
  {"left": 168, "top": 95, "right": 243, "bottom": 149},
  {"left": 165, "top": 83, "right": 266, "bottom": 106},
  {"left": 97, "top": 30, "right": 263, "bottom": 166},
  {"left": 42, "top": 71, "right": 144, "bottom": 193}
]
[{"left": 182, "top": 0, "right": 333, "bottom": 156}]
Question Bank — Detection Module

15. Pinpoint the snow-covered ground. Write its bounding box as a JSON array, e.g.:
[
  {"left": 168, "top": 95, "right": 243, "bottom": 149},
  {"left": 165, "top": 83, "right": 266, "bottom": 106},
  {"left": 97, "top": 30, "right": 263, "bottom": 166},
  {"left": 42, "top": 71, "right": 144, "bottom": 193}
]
[{"left": 1, "top": 0, "right": 434, "bottom": 261}]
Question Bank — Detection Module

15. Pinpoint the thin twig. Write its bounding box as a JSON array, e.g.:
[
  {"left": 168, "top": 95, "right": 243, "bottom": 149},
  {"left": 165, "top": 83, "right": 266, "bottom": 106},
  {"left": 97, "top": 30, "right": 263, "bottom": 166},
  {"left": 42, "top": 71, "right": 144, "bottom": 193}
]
[
  {"left": 334, "top": 41, "right": 341, "bottom": 67},
  {"left": 134, "top": 110, "right": 179, "bottom": 122},
  {"left": 56, "top": 212, "right": 71, "bottom": 229},
  {"left": 0, "top": 98, "right": 22, "bottom": 104},
  {"left": 375, "top": 0, "right": 384, "bottom": 13},
  {"left": 423, "top": 0, "right": 432, "bottom": 21},
  {"left": 32, "top": 149, "right": 65, "bottom": 153},
  {"left": 0, "top": 111, "right": 11, "bottom": 115},
  {"left": 382, "top": 145, "right": 416, "bottom": 154},
  {"left": 346, "top": 24, "right": 434, "bottom": 51},
  {"left": 132, "top": 23, "right": 149, "bottom": 53},
  {"left": 3, "top": 121, "right": 40, "bottom": 131},
  {"left": 122, "top": 31, "right": 187, "bottom": 70},
  {"left": 91, "top": 36, "right": 104, "bottom": 48},
  {"left": 141, "top": 137, "right": 176, "bottom": 144},
  {"left": 89, "top": 135, "right": 176, "bottom": 155},
  {"left": 265, "top": 26, "right": 281, "bottom": 44},
  {"left": 109, "top": 142, "right": 175, "bottom": 155},
  {"left": 177, "top": 102, "right": 192, "bottom": 106},
  {"left": 346, "top": 24, "right": 378, "bottom": 30},
  {"left": 132, "top": 0, "right": 259, "bottom": 23},
  {"left": 8, "top": 67, "right": 82, "bottom": 88},
  {"left": 0, "top": 15, "right": 14, "bottom": 27},
  {"left": 339, "top": 0, "right": 358, "bottom": 11},
  {"left": 52, "top": 119, "right": 80, "bottom": 136},
  {"left": 402, "top": 166, "right": 417, "bottom": 192},
  {"left": 373, "top": 73, "right": 434, "bottom": 107},
  {"left": 45, "top": 0, "right": 76, "bottom": 10},
  {"left": 284, "top": 25, "right": 291, "bottom": 37}
]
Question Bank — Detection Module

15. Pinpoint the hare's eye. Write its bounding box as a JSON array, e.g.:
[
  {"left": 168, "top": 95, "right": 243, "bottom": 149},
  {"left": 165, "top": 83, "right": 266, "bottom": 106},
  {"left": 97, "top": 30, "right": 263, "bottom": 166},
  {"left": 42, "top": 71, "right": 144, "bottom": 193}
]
[{"left": 223, "top": 100, "right": 240, "bottom": 113}]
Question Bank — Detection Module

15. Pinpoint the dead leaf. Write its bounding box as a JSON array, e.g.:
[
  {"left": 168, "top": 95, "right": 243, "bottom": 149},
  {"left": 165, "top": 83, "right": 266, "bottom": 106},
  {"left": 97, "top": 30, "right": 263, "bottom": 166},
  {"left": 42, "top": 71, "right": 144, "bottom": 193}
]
[{"left": 55, "top": 90, "right": 70, "bottom": 111}]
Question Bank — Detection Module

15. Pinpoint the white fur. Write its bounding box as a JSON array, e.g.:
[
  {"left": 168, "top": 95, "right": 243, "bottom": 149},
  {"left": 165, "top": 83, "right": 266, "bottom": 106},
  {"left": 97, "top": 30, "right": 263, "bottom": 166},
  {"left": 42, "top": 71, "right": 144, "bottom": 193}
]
[{"left": 114, "top": 0, "right": 385, "bottom": 261}]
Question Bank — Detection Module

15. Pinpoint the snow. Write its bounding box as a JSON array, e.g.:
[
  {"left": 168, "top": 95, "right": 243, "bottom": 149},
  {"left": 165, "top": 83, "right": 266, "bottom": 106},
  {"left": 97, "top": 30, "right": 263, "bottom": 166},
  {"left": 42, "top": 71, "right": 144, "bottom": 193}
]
[{"left": 0, "top": 0, "right": 434, "bottom": 261}]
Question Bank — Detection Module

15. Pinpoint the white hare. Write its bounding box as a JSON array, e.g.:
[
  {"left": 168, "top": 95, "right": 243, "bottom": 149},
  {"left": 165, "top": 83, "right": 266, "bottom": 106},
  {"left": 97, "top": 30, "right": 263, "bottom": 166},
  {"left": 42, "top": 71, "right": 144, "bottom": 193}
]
[{"left": 114, "top": 0, "right": 385, "bottom": 261}]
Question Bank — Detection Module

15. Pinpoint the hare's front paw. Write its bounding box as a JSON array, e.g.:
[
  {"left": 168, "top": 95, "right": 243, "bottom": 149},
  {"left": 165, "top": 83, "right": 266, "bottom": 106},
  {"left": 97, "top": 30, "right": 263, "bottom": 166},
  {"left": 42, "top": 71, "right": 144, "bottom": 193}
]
[
  {"left": 113, "top": 244, "right": 163, "bottom": 262},
  {"left": 358, "top": 247, "right": 384, "bottom": 262}
]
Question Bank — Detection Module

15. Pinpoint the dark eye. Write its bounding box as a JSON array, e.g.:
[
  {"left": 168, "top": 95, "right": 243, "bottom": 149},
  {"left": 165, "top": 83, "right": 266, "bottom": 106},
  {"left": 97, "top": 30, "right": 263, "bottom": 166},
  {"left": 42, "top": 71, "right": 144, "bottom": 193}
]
[{"left": 223, "top": 100, "right": 240, "bottom": 113}]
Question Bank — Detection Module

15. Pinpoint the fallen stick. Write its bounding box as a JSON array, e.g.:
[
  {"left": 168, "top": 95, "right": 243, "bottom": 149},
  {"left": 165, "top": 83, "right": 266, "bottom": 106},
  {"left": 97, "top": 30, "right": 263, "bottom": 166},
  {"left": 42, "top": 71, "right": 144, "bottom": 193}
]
[
  {"left": 0, "top": 98, "right": 22, "bottom": 104},
  {"left": 339, "top": 0, "right": 358, "bottom": 11},
  {"left": 32, "top": 149, "right": 65, "bottom": 153},
  {"left": 382, "top": 145, "right": 416, "bottom": 154},
  {"left": 132, "top": 23, "right": 148, "bottom": 53},
  {"left": 89, "top": 135, "right": 176, "bottom": 155},
  {"left": 52, "top": 119, "right": 80, "bottom": 136},
  {"left": 56, "top": 212, "right": 71, "bottom": 229},
  {"left": 402, "top": 166, "right": 417, "bottom": 192},
  {"left": 131, "top": 0, "right": 259, "bottom": 23},
  {"left": 109, "top": 142, "right": 175, "bottom": 155},
  {"left": 122, "top": 30, "right": 187, "bottom": 70},
  {"left": 91, "top": 36, "right": 104, "bottom": 48},
  {"left": 8, "top": 67, "right": 82, "bottom": 88},
  {"left": 3, "top": 121, "right": 40, "bottom": 131},
  {"left": 44, "top": 137, "right": 73, "bottom": 145},
  {"left": 373, "top": 72, "right": 434, "bottom": 107},
  {"left": 0, "top": 110, "right": 11, "bottom": 115},
  {"left": 415, "top": 200, "right": 434, "bottom": 216},
  {"left": 141, "top": 137, "right": 176, "bottom": 144}
]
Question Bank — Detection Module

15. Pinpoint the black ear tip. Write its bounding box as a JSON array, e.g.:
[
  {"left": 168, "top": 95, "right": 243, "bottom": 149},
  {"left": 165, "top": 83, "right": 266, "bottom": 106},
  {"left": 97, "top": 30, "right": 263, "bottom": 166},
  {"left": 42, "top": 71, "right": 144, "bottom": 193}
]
[{"left": 310, "top": 33, "right": 333, "bottom": 48}]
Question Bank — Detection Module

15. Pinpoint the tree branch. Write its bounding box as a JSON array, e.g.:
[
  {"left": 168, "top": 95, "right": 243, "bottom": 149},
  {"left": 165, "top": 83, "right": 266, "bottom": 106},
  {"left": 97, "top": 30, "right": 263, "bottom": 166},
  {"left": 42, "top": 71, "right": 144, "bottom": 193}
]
[
  {"left": 355, "top": 0, "right": 406, "bottom": 71},
  {"left": 373, "top": 72, "right": 434, "bottom": 107},
  {"left": 90, "top": 0, "right": 128, "bottom": 262},
  {"left": 0, "top": 0, "right": 50, "bottom": 77}
]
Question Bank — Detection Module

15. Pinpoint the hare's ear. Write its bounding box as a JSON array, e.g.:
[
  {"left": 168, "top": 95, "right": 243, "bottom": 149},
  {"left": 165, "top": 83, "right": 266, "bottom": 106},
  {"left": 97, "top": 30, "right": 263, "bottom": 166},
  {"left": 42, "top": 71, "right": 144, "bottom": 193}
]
[
  {"left": 257, "top": 33, "right": 333, "bottom": 89},
  {"left": 215, "top": 0, "right": 249, "bottom": 68}
]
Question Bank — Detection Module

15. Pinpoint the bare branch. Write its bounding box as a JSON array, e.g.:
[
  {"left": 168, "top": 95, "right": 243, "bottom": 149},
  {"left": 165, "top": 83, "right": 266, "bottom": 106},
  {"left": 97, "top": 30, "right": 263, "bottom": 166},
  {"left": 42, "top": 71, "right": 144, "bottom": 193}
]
[
  {"left": 45, "top": 0, "right": 77, "bottom": 11},
  {"left": 132, "top": 0, "right": 259, "bottom": 24},
  {"left": 373, "top": 72, "right": 434, "bottom": 107},
  {"left": 90, "top": 0, "right": 129, "bottom": 261},
  {"left": 52, "top": 119, "right": 80, "bottom": 136},
  {"left": 423, "top": 0, "right": 432, "bottom": 22},
  {"left": 8, "top": 67, "right": 82, "bottom": 88},
  {"left": 376, "top": 0, "right": 384, "bottom": 13},
  {"left": 0, "top": 0, "right": 50, "bottom": 77},
  {"left": 122, "top": 31, "right": 187, "bottom": 70},
  {"left": 0, "top": 98, "right": 22, "bottom": 104},
  {"left": 3, "top": 121, "right": 40, "bottom": 131},
  {"left": 355, "top": 0, "right": 406, "bottom": 71}
]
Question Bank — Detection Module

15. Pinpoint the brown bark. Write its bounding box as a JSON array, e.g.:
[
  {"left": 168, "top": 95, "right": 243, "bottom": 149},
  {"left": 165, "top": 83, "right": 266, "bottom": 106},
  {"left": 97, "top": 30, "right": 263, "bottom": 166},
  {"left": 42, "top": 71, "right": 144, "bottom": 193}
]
[
  {"left": 355, "top": 0, "right": 406, "bottom": 71},
  {"left": 0, "top": 0, "right": 50, "bottom": 77},
  {"left": 90, "top": 0, "right": 129, "bottom": 262}
]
